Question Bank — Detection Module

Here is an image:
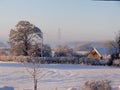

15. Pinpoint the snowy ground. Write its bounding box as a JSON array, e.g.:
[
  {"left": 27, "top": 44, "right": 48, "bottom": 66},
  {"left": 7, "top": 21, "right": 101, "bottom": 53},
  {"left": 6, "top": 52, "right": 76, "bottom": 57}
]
[{"left": 0, "top": 62, "right": 120, "bottom": 90}]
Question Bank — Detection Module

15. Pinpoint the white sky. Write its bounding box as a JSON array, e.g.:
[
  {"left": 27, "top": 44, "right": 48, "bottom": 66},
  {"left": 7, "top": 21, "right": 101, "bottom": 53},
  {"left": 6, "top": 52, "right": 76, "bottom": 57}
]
[{"left": 0, "top": 0, "right": 120, "bottom": 45}]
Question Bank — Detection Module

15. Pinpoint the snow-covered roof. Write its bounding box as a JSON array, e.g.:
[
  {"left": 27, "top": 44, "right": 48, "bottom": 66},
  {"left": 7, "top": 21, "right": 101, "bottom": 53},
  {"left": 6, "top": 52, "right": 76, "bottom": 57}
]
[
  {"left": 94, "top": 48, "right": 118, "bottom": 56},
  {"left": 75, "top": 51, "right": 89, "bottom": 55},
  {"left": 95, "top": 48, "right": 108, "bottom": 56}
]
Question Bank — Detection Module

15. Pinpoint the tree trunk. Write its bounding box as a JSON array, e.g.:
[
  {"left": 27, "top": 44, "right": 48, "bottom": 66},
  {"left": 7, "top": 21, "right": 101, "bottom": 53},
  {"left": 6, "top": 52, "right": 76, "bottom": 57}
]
[
  {"left": 34, "top": 78, "right": 37, "bottom": 90},
  {"left": 33, "top": 67, "right": 37, "bottom": 90},
  {"left": 23, "top": 33, "right": 28, "bottom": 56}
]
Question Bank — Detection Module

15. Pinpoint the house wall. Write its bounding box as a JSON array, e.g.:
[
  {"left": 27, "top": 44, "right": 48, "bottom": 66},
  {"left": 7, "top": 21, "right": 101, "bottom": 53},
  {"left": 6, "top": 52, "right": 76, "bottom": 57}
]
[{"left": 87, "top": 49, "right": 102, "bottom": 60}]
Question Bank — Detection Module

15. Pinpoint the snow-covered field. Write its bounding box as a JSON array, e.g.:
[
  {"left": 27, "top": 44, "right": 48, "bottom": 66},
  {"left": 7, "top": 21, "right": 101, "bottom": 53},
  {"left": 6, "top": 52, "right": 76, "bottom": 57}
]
[{"left": 0, "top": 62, "right": 120, "bottom": 90}]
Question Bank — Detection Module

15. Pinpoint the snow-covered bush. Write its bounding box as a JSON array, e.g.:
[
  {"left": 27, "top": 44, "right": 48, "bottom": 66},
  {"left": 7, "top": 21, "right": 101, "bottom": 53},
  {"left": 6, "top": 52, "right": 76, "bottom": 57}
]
[
  {"left": 0, "top": 86, "right": 14, "bottom": 90},
  {"left": 0, "top": 56, "right": 30, "bottom": 62},
  {"left": 118, "top": 85, "right": 120, "bottom": 89},
  {"left": 82, "top": 80, "right": 111, "bottom": 90},
  {"left": 0, "top": 56, "right": 109, "bottom": 65},
  {"left": 67, "top": 87, "right": 77, "bottom": 90},
  {"left": 79, "top": 57, "right": 99, "bottom": 65},
  {"left": 113, "top": 59, "right": 120, "bottom": 66},
  {"left": 79, "top": 57, "right": 109, "bottom": 65},
  {"left": 99, "top": 60, "right": 109, "bottom": 65}
]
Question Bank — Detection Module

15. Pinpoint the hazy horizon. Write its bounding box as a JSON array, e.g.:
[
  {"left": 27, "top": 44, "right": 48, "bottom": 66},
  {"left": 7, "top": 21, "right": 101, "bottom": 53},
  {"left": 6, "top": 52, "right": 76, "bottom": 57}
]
[{"left": 0, "top": 0, "right": 120, "bottom": 45}]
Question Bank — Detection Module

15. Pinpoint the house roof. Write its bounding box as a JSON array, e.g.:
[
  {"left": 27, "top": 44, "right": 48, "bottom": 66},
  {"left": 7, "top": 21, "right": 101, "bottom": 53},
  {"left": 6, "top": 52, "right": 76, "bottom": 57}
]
[
  {"left": 75, "top": 51, "right": 89, "bottom": 55},
  {"left": 94, "top": 48, "right": 119, "bottom": 56},
  {"left": 95, "top": 48, "right": 108, "bottom": 56}
]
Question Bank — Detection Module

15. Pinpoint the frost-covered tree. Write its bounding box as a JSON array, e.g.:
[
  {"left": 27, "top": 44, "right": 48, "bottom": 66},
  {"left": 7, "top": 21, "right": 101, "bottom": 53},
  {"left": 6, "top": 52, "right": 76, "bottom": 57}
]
[
  {"left": 9, "top": 21, "right": 43, "bottom": 90},
  {"left": 54, "top": 45, "right": 73, "bottom": 57},
  {"left": 0, "top": 49, "right": 7, "bottom": 56},
  {"left": 28, "top": 44, "right": 52, "bottom": 57},
  {"left": 108, "top": 31, "right": 120, "bottom": 55},
  {"left": 9, "top": 20, "right": 42, "bottom": 56},
  {"left": 106, "top": 31, "right": 120, "bottom": 66},
  {"left": 115, "top": 31, "right": 120, "bottom": 53},
  {"left": 42, "top": 44, "right": 52, "bottom": 57}
]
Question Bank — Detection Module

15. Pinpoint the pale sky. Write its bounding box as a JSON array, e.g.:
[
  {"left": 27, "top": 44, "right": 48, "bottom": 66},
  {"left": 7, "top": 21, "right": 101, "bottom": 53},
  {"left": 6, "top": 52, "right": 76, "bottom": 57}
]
[{"left": 0, "top": 0, "right": 120, "bottom": 45}]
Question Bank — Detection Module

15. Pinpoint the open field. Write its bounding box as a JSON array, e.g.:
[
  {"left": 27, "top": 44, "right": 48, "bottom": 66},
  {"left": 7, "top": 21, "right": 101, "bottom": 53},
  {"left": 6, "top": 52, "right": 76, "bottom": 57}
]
[{"left": 0, "top": 62, "right": 120, "bottom": 90}]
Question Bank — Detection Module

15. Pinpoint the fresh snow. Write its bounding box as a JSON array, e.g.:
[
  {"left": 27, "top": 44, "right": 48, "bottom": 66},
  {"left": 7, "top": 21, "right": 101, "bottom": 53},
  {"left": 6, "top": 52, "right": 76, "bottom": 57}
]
[{"left": 0, "top": 62, "right": 120, "bottom": 90}]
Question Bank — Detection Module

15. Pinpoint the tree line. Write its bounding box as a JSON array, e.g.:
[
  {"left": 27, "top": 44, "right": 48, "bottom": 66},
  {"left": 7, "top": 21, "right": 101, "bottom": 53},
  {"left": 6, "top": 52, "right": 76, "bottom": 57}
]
[
  {"left": 1, "top": 20, "right": 120, "bottom": 62},
  {"left": 8, "top": 20, "right": 77, "bottom": 57}
]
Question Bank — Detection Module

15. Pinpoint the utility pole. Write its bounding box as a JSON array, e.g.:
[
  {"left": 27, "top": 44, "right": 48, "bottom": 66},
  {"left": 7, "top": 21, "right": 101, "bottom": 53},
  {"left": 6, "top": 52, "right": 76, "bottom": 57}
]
[{"left": 58, "top": 28, "right": 61, "bottom": 45}]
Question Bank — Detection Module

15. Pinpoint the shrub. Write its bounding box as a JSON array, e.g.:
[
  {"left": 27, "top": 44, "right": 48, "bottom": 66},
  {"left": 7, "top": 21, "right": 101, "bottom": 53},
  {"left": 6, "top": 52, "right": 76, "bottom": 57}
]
[
  {"left": 82, "top": 80, "right": 111, "bottom": 90},
  {"left": 67, "top": 87, "right": 77, "bottom": 90},
  {"left": 79, "top": 57, "right": 108, "bottom": 65},
  {"left": 113, "top": 59, "right": 120, "bottom": 66}
]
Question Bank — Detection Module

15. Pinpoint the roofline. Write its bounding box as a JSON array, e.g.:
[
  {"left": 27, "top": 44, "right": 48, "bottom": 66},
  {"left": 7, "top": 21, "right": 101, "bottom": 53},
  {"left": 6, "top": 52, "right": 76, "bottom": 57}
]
[{"left": 93, "top": 48, "right": 102, "bottom": 57}]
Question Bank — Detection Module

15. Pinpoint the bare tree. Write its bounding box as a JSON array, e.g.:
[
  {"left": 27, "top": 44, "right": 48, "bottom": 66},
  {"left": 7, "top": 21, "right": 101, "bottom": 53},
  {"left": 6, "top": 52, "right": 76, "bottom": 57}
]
[
  {"left": 42, "top": 44, "right": 52, "bottom": 57},
  {"left": 24, "top": 57, "right": 43, "bottom": 90},
  {"left": 54, "top": 45, "right": 73, "bottom": 57},
  {"left": 0, "top": 49, "right": 7, "bottom": 56},
  {"left": 106, "top": 31, "right": 120, "bottom": 65},
  {"left": 9, "top": 20, "right": 43, "bottom": 90},
  {"left": 108, "top": 31, "right": 120, "bottom": 54},
  {"left": 9, "top": 20, "right": 42, "bottom": 56},
  {"left": 29, "top": 44, "right": 52, "bottom": 57},
  {"left": 24, "top": 38, "right": 43, "bottom": 90},
  {"left": 115, "top": 31, "right": 120, "bottom": 53}
]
